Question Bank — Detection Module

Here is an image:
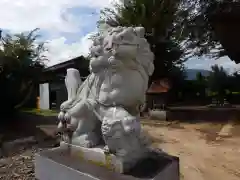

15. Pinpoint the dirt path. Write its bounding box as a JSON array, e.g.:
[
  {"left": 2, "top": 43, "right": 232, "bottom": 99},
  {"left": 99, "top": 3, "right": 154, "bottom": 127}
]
[{"left": 143, "top": 121, "right": 240, "bottom": 180}]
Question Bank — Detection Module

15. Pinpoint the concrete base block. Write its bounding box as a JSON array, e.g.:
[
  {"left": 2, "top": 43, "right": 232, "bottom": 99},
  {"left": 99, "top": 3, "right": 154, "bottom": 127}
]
[
  {"left": 35, "top": 146, "right": 179, "bottom": 180},
  {"left": 149, "top": 110, "right": 167, "bottom": 120},
  {"left": 60, "top": 141, "right": 144, "bottom": 173}
]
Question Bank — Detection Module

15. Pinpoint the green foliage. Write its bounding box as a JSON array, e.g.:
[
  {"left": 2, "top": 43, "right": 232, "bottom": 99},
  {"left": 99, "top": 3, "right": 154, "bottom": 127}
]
[
  {"left": 232, "top": 92, "right": 240, "bottom": 95},
  {"left": 174, "top": 65, "right": 239, "bottom": 104},
  {"left": 207, "top": 91, "right": 218, "bottom": 97},
  {"left": 98, "top": 0, "right": 185, "bottom": 82},
  {"left": 185, "top": 65, "right": 239, "bottom": 100},
  {"left": 173, "top": 0, "right": 220, "bottom": 57},
  {"left": 207, "top": 65, "right": 229, "bottom": 97},
  {"left": 0, "top": 29, "right": 47, "bottom": 113},
  {"left": 196, "top": 72, "right": 204, "bottom": 81},
  {"left": 225, "top": 89, "right": 231, "bottom": 95},
  {"left": 21, "top": 108, "right": 57, "bottom": 117},
  {"left": 177, "top": 0, "right": 240, "bottom": 60},
  {"left": 99, "top": 0, "right": 239, "bottom": 63}
]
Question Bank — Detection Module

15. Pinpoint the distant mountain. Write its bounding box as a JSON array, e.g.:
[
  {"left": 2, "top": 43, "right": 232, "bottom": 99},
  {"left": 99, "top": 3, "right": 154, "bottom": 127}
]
[{"left": 185, "top": 69, "right": 211, "bottom": 80}]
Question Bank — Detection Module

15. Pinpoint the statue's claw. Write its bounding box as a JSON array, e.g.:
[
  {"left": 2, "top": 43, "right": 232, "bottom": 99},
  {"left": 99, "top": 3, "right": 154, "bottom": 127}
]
[
  {"left": 64, "top": 112, "right": 71, "bottom": 122},
  {"left": 57, "top": 121, "right": 64, "bottom": 132},
  {"left": 103, "top": 145, "right": 116, "bottom": 154},
  {"left": 103, "top": 145, "right": 110, "bottom": 154},
  {"left": 85, "top": 141, "right": 95, "bottom": 148},
  {"left": 66, "top": 123, "right": 76, "bottom": 132},
  {"left": 60, "top": 101, "right": 69, "bottom": 111},
  {"left": 58, "top": 111, "right": 65, "bottom": 121},
  {"left": 62, "top": 134, "right": 71, "bottom": 143}
]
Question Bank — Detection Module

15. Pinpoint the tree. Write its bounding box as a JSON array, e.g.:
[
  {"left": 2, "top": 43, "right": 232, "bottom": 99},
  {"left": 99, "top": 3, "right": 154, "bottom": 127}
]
[
  {"left": 208, "top": 65, "right": 229, "bottom": 100},
  {"left": 0, "top": 28, "right": 47, "bottom": 113},
  {"left": 167, "top": 66, "right": 186, "bottom": 102},
  {"left": 195, "top": 72, "right": 207, "bottom": 98},
  {"left": 98, "top": 0, "right": 185, "bottom": 83},
  {"left": 178, "top": 0, "right": 240, "bottom": 61},
  {"left": 100, "top": 1, "right": 240, "bottom": 64},
  {"left": 196, "top": 72, "right": 204, "bottom": 82},
  {"left": 228, "top": 71, "right": 240, "bottom": 92}
]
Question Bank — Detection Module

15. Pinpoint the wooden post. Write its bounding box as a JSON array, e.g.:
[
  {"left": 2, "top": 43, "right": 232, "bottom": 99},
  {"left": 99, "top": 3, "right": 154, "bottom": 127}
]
[{"left": 36, "top": 96, "right": 40, "bottom": 112}]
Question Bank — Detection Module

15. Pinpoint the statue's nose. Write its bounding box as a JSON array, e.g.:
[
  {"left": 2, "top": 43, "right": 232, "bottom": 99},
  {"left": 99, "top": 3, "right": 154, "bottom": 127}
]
[
  {"left": 108, "top": 35, "right": 115, "bottom": 47},
  {"left": 105, "top": 41, "right": 113, "bottom": 51}
]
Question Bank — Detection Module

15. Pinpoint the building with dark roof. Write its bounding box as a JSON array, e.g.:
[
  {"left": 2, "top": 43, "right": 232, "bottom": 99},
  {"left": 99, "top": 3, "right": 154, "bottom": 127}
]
[
  {"left": 39, "top": 56, "right": 90, "bottom": 110},
  {"left": 40, "top": 56, "right": 89, "bottom": 83},
  {"left": 146, "top": 79, "right": 171, "bottom": 110}
]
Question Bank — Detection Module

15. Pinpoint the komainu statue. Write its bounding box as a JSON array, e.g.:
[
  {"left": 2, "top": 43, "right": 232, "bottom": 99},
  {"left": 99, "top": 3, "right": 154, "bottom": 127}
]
[{"left": 57, "top": 26, "right": 154, "bottom": 161}]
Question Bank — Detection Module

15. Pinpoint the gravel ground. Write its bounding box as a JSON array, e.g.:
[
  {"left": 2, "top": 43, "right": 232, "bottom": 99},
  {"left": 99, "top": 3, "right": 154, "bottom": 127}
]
[
  {"left": 0, "top": 146, "right": 36, "bottom": 180},
  {"left": 0, "top": 122, "right": 59, "bottom": 180},
  {"left": 0, "top": 137, "right": 59, "bottom": 180}
]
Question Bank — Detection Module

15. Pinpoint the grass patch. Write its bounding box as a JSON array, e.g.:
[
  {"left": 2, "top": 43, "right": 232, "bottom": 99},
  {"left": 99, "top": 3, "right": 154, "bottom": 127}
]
[
  {"left": 21, "top": 108, "right": 58, "bottom": 117},
  {"left": 232, "top": 92, "right": 240, "bottom": 95}
]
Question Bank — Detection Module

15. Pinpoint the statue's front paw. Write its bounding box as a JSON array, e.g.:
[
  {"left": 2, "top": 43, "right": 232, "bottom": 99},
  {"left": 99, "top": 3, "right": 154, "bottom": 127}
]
[
  {"left": 103, "top": 145, "right": 110, "bottom": 154},
  {"left": 85, "top": 141, "right": 95, "bottom": 148},
  {"left": 58, "top": 111, "right": 65, "bottom": 121},
  {"left": 108, "top": 56, "right": 123, "bottom": 68},
  {"left": 62, "top": 134, "right": 70, "bottom": 143},
  {"left": 103, "top": 145, "right": 116, "bottom": 154},
  {"left": 66, "top": 123, "right": 76, "bottom": 132},
  {"left": 57, "top": 121, "right": 63, "bottom": 131},
  {"left": 60, "top": 105, "right": 67, "bottom": 112},
  {"left": 76, "top": 140, "right": 95, "bottom": 148},
  {"left": 81, "top": 136, "right": 98, "bottom": 148},
  {"left": 64, "top": 112, "right": 71, "bottom": 122},
  {"left": 60, "top": 101, "right": 71, "bottom": 111}
]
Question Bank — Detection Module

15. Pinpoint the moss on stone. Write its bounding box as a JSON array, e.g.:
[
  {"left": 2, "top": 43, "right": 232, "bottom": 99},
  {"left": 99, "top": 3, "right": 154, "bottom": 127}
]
[{"left": 75, "top": 150, "right": 115, "bottom": 171}]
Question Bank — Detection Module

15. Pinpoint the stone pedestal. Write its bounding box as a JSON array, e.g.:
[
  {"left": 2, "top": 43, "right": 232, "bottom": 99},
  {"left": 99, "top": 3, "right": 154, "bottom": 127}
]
[
  {"left": 60, "top": 141, "right": 148, "bottom": 173},
  {"left": 35, "top": 145, "right": 180, "bottom": 180}
]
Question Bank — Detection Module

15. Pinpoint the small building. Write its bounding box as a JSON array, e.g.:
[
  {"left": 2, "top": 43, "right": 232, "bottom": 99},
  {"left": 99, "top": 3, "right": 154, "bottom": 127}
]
[
  {"left": 39, "top": 56, "right": 89, "bottom": 110},
  {"left": 146, "top": 79, "right": 171, "bottom": 110}
]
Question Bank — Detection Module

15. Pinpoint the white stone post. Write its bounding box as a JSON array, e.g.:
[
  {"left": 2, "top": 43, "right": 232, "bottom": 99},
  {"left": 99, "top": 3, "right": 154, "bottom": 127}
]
[{"left": 39, "top": 83, "right": 50, "bottom": 110}]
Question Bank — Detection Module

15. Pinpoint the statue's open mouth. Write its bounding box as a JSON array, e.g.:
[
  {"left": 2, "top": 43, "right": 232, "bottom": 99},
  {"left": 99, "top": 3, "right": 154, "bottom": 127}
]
[{"left": 104, "top": 42, "right": 138, "bottom": 52}]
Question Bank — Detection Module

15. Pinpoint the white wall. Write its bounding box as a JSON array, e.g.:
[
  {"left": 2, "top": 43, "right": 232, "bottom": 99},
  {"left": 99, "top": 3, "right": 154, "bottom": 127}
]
[{"left": 39, "top": 83, "right": 50, "bottom": 110}]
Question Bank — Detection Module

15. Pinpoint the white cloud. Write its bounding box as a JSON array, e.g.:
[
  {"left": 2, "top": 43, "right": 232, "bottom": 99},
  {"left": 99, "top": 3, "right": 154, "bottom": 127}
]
[
  {"left": 3, "top": 0, "right": 238, "bottom": 71},
  {"left": 44, "top": 32, "right": 95, "bottom": 66},
  {"left": 0, "top": 0, "right": 114, "bottom": 33},
  {"left": 0, "top": 0, "right": 117, "bottom": 66},
  {"left": 185, "top": 56, "right": 240, "bottom": 73}
]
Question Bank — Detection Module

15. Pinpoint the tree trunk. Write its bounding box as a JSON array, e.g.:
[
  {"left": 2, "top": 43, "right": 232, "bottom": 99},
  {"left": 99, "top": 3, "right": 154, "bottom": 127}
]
[{"left": 14, "top": 83, "right": 34, "bottom": 109}]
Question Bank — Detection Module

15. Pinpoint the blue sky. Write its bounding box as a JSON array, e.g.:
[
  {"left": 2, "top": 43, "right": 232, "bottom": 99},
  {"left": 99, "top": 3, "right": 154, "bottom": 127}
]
[
  {"left": 0, "top": 0, "right": 113, "bottom": 66},
  {"left": 0, "top": 0, "right": 239, "bottom": 71}
]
